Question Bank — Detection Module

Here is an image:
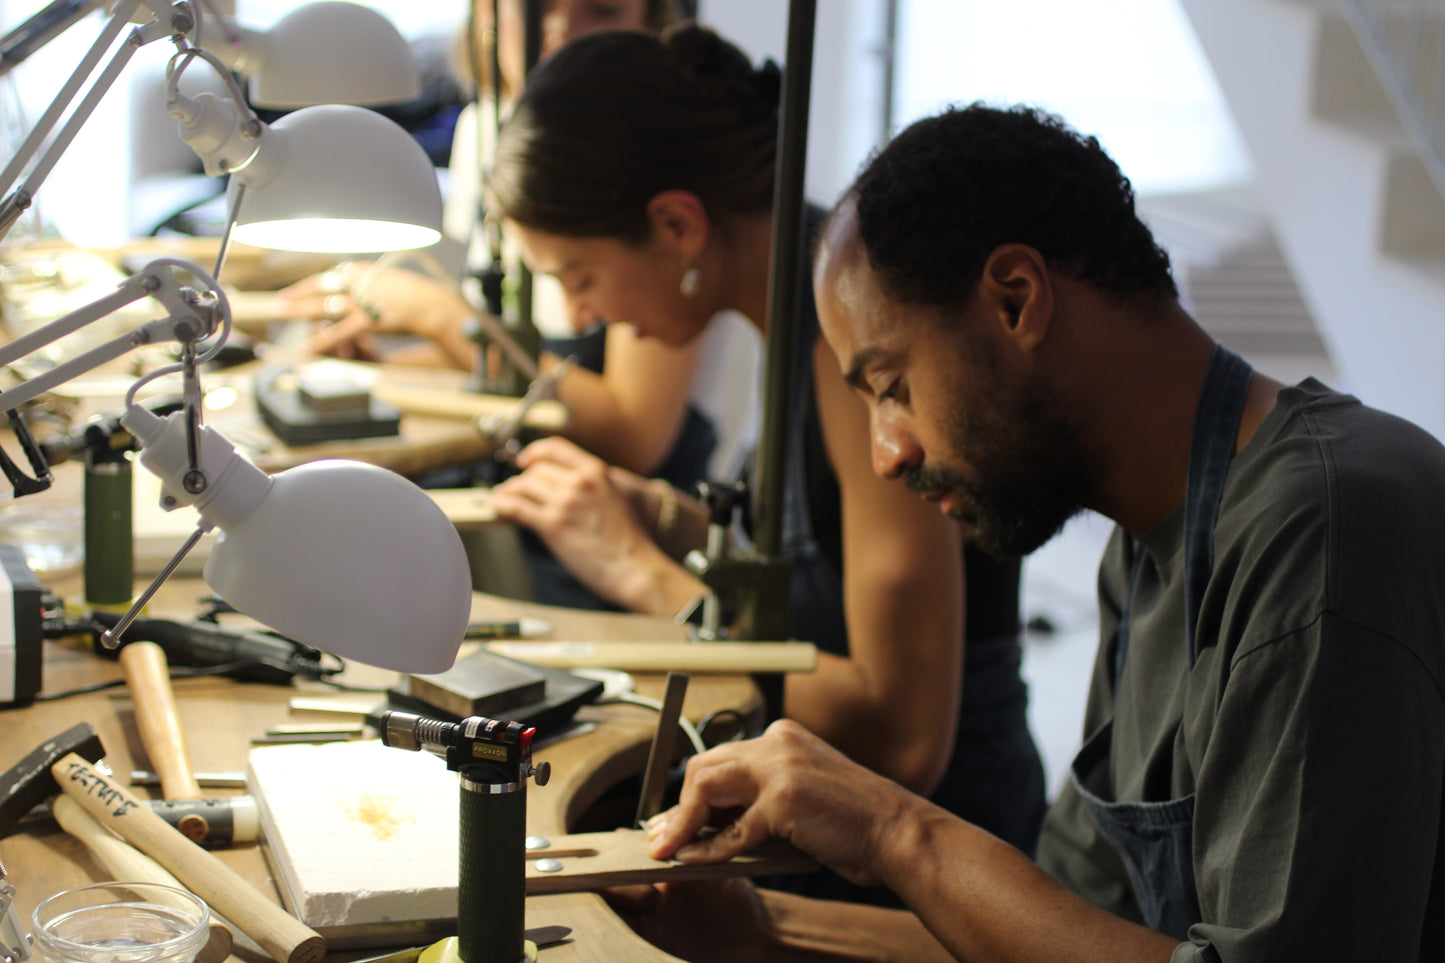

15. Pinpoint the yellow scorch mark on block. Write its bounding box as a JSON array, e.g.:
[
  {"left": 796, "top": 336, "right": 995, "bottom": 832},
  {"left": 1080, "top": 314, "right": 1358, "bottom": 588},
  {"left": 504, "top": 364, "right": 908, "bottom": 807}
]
[{"left": 341, "top": 794, "right": 416, "bottom": 840}]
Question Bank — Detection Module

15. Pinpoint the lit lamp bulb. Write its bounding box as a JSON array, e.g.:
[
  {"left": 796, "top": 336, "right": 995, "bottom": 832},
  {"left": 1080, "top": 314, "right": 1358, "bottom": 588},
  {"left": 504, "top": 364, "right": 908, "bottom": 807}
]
[{"left": 169, "top": 93, "right": 443, "bottom": 253}]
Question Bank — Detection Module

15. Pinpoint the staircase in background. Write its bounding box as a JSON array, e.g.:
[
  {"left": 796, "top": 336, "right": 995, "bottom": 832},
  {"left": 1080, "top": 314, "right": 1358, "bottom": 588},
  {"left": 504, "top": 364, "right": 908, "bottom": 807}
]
[
  {"left": 1179, "top": 0, "right": 1445, "bottom": 439},
  {"left": 1140, "top": 185, "right": 1336, "bottom": 387}
]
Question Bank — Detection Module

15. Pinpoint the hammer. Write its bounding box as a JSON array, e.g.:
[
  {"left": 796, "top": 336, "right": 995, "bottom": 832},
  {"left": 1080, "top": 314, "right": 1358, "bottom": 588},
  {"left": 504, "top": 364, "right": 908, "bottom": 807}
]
[
  {"left": 118, "top": 642, "right": 259, "bottom": 846},
  {"left": 0, "top": 722, "right": 325, "bottom": 963}
]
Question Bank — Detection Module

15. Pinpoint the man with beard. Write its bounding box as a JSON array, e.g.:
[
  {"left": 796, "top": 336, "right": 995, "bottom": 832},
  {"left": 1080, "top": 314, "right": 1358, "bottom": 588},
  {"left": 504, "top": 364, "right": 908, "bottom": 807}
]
[{"left": 631, "top": 104, "right": 1445, "bottom": 961}]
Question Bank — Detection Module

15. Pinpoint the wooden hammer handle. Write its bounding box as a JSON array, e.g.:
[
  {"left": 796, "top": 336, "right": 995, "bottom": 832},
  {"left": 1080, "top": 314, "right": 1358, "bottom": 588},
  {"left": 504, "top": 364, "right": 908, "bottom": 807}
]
[
  {"left": 51, "top": 795, "right": 234, "bottom": 963},
  {"left": 120, "top": 641, "right": 202, "bottom": 800},
  {"left": 51, "top": 753, "right": 325, "bottom": 963}
]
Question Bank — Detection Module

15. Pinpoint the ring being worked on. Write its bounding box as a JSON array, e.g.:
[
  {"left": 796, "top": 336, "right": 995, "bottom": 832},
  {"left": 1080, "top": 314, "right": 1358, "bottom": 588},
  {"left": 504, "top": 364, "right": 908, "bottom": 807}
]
[{"left": 360, "top": 300, "right": 381, "bottom": 323}]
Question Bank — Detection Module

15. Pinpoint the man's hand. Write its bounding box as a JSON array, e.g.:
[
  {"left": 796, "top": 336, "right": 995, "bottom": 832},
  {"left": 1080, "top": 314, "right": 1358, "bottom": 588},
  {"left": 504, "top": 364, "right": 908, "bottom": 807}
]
[{"left": 645, "top": 719, "right": 918, "bottom": 887}]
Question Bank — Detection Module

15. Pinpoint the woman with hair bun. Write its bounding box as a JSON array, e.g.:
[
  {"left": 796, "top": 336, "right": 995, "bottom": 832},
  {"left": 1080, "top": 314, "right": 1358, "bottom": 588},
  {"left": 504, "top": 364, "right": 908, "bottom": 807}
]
[
  {"left": 280, "top": 0, "right": 713, "bottom": 498},
  {"left": 280, "top": 0, "right": 727, "bottom": 612},
  {"left": 487, "top": 24, "right": 1048, "bottom": 905}
]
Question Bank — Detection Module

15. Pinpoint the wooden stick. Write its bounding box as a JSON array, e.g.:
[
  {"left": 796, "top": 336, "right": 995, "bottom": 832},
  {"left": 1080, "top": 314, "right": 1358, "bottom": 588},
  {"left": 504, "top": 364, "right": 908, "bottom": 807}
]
[
  {"left": 370, "top": 383, "right": 568, "bottom": 431},
  {"left": 486, "top": 640, "right": 818, "bottom": 674},
  {"left": 524, "top": 829, "right": 816, "bottom": 895},
  {"left": 426, "top": 488, "right": 500, "bottom": 529},
  {"left": 50, "top": 753, "right": 325, "bottom": 963}
]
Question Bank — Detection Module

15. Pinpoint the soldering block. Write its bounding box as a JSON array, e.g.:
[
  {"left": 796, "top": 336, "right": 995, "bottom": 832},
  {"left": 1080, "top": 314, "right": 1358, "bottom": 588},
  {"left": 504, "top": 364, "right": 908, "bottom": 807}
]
[
  {"left": 246, "top": 740, "right": 461, "bottom": 947},
  {"left": 401, "top": 650, "right": 547, "bottom": 719}
]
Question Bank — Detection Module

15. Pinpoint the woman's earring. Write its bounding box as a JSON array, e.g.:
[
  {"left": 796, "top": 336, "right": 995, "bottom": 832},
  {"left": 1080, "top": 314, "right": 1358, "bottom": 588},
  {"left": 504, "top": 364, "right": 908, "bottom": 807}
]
[{"left": 679, "top": 266, "right": 701, "bottom": 298}]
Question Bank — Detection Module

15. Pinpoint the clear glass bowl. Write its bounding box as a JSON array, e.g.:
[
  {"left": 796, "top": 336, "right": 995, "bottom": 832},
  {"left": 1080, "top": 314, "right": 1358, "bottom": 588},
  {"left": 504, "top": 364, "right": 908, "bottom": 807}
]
[
  {"left": 0, "top": 501, "right": 83, "bottom": 574},
  {"left": 31, "top": 882, "right": 210, "bottom": 963}
]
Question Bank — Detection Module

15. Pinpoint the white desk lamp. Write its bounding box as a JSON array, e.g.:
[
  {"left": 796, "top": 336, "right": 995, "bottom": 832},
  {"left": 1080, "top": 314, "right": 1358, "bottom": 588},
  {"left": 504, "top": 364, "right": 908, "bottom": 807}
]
[
  {"left": 0, "top": 0, "right": 470, "bottom": 675},
  {"left": 201, "top": 0, "right": 421, "bottom": 109},
  {"left": 0, "top": 1, "right": 419, "bottom": 107}
]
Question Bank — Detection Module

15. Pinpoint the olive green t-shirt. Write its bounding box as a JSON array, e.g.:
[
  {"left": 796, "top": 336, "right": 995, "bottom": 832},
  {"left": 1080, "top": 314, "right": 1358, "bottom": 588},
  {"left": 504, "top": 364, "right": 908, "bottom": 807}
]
[{"left": 1037, "top": 379, "right": 1445, "bottom": 960}]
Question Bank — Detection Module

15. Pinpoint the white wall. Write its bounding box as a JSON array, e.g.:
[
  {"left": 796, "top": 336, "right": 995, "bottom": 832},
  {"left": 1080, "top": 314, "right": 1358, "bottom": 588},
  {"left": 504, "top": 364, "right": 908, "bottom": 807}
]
[
  {"left": 699, "top": 0, "right": 891, "bottom": 206},
  {"left": 702, "top": 0, "right": 1252, "bottom": 205},
  {"left": 1181, "top": 0, "right": 1445, "bottom": 439},
  {"left": 0, "top": 0, "right": 1254, "bottom": 246},
  {"left": 0, "top": 1, "right": 139, "bottom": 245},
  {"left": 895, "top": 0, "right": 1252, "bottom": 197}
]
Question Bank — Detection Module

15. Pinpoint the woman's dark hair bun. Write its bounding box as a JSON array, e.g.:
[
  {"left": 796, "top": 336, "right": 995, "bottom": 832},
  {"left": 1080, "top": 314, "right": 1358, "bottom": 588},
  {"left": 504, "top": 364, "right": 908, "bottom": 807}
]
[{"left": 663, "top": 23, "right": 780, "bottom": 124}]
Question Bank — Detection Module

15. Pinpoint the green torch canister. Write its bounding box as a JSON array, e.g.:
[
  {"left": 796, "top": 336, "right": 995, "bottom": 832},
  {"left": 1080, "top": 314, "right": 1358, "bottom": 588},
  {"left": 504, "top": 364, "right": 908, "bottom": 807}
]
[
  {"left": 83, "top": 440, "right": 133, "bottom": 608},
  {"left": 379, "top": 711, "right": 550, "bottom": 962}
]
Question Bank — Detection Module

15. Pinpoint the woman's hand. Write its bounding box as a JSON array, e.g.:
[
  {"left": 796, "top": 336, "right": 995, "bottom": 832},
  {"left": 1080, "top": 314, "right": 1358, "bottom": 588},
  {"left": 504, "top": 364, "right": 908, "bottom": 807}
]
[
  {"left": 645, "top": 719, "right": 918, "bottom": 888},
  {"left": 490, "top": 437, "right": 690, "bottom": 613},
  {"left": 277, "top": 262, "right": 474, "bottom": 366}
]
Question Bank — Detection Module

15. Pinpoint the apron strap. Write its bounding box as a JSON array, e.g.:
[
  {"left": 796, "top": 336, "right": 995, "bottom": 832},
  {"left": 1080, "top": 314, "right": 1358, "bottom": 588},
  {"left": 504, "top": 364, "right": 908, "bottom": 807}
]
[{"left": 1182, "top": 345, "right": 1253, "bottom": 669}]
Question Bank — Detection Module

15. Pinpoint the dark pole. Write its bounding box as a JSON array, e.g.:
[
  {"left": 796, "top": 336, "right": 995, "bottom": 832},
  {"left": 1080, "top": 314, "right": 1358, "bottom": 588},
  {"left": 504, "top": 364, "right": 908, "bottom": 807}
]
[
  {"left": 880, "top": 0, "right": 898, "bottom": 142},
  {"left": 516, "top": 0, "right": 542, "bottom": 331},
  {"left": 751, "top": 0, "right": 817, "bottom": 562}
]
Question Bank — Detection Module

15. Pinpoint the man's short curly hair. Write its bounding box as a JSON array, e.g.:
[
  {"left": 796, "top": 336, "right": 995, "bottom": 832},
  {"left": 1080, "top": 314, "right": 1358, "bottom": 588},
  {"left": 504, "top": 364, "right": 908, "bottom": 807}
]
[{"left": 844, "top": 103, "right": 1177, "bottom": 310}]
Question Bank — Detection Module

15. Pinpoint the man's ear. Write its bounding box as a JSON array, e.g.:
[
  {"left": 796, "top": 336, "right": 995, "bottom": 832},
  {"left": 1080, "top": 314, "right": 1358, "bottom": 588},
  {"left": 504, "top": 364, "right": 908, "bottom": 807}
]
[
  {"left": 980, "top": 243, "right": 1053, "bottom": 353},
  {"left": 646, "top": 190, "right": 710, "bottom": 259}
]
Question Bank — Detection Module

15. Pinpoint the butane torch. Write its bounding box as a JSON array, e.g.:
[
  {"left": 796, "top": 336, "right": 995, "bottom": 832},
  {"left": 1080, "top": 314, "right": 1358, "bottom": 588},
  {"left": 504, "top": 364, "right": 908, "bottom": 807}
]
[{"left": 379, "top": 710, "right": 551, "bottom": 963}]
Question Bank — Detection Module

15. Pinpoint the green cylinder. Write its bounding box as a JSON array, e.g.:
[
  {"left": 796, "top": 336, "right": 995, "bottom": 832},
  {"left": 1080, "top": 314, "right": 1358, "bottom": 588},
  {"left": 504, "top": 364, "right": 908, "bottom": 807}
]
[
  {"left": 83, "top": 455, "right": 133, "bottom": 607},
  {"left": 457, "top": 778, "right": 526, "bottom": 962}
]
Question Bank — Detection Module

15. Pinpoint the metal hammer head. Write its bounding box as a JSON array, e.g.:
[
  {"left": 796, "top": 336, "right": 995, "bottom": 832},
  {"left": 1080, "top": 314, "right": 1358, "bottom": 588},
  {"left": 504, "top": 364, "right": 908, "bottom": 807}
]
[{"left": 0, "top": 722, "right": 104, "bottom": 839}]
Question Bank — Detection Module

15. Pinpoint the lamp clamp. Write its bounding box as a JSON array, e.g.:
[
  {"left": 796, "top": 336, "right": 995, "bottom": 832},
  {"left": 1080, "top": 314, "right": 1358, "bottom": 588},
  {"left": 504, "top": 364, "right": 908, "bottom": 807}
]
[{"left": 0, "top": 860, "right": 28, "bottom": 963}]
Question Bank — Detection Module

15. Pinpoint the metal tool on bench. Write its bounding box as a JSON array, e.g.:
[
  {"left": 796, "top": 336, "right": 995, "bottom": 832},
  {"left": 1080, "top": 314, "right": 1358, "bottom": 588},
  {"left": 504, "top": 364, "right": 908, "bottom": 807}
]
[
  {"left": 476, "top": 356, "right": 573, "bottom": 463},
  {"left": 634, "top": 672, "right": 690, "bottom": 830},
  {"left": 0, "top": 723, "right": 324, "bottom": 963}
]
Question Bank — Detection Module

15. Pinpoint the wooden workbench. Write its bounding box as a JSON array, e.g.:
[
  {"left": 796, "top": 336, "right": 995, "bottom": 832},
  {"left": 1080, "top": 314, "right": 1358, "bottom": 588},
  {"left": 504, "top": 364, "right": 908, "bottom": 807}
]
[
  {"left": 0, "top": 239, "right": 566, "bottom": 482},
  {"left": 0, "top": 574, "right": 763, "bottom": 962}
]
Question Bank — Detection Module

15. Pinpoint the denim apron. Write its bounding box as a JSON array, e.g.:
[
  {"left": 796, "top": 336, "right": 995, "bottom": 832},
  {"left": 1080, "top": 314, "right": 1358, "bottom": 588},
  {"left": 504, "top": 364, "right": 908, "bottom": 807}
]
[{"left": 1067, "top": 345, "right": 1253, "bottom": 939}]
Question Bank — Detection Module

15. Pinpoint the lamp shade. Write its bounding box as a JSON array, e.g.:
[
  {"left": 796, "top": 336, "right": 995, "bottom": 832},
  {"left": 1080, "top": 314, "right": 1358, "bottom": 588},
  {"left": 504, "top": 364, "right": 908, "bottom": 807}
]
[
  {"left": 124, "top": 406, "right": 471, "bottom": 675},
  {"left": 227, "top": 103, "right": 443, "bottom": 253},
  {"left": 202, "top": 460, "right": 471, "bottom": 674},
  {"left": 207, "top": 2, "right": 421, "bottom": 109}
]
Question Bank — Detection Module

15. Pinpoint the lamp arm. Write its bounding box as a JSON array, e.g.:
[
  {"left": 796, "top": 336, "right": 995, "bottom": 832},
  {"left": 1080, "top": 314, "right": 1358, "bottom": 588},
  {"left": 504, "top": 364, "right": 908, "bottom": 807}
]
[
  {"left": 0, "top": 0, "right": 96, "bottom": 78},
  {"left": 0, "top": 0, "right": 138, "bottom": 200},
  {"left": 0, "top": 259, "right": 224, "bottom": 414},
  {"left": 0, "top": 0, "right": 188, "bottom": 241}
]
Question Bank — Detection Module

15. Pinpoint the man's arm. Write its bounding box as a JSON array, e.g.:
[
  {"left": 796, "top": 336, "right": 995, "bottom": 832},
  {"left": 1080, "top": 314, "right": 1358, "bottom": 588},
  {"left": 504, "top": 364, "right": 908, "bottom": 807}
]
[{"left": 647, "top": 720, "right": 1180, "bottom": 963}]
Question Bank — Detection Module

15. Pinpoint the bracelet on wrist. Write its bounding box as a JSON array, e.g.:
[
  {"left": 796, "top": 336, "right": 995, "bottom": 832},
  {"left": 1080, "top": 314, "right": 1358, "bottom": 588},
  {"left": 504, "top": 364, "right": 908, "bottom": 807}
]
[{"left": 651, "top": 479, "right": 679, "bottom": 541}]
